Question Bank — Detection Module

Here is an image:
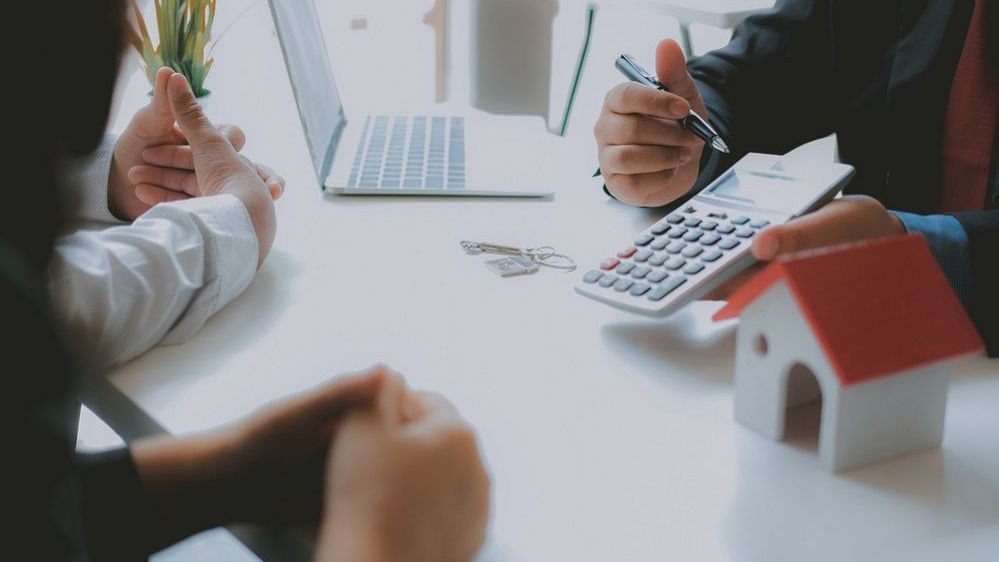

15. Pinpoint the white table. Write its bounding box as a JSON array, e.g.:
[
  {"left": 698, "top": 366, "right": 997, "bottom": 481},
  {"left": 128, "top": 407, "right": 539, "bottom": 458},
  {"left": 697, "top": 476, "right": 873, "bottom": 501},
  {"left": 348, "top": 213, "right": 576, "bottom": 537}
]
[{"left": 90, "top": 3, "right": 999, "bottom": 561}]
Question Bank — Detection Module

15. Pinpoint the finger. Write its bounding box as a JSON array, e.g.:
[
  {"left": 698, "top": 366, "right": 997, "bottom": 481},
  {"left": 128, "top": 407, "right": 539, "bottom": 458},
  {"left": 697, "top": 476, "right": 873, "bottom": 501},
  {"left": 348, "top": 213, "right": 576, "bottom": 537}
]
[
  {"left": 656, "top": 39, "right": 700, "bottom": 103},
  {"left": 600, "top": 144, "right": 694, "bottom": 175},
  {"left": 134, "top": 184, "right": 193, "bottom": 206},
  {"left": 217, "top": 124, "right": 247, "bottom": 152},
  {"left": 168, "top": 73, "right": 235, "bottom": 157},
  {"left": 596, "top": 113, "right": 703, "bottom": 147},
  {"left": 255, "top": 163, "right": 286, "bottom": 200},
  {"left": 604, "top": 82, "right": 692, "bottom": 120},
  {"left": 751, "top": 199, "right": 862, "bottom": 260},
  {"left": 376, "top": 371, "right": 410, "bottom": 427},
  {"left": 143, "top": 144, "right": 195, "bottom": 170},
  {"left": 284, "top": 368, "right": 387, "bottom": 429},
  {"left": 605, "top": 169, "right": 684, "bottom": 206},
  {"left": 128, "top": 165, "right": 199, "bottom": 196},
  {"left": 150, "top": 67, "right": 175, "bottom": 119}
]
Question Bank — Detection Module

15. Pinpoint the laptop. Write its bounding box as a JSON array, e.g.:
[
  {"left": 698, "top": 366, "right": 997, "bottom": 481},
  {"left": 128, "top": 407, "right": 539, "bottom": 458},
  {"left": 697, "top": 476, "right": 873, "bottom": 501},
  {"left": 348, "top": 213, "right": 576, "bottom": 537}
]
[{"left": 268, "top": 0, "right": 555, "bottom": 198}]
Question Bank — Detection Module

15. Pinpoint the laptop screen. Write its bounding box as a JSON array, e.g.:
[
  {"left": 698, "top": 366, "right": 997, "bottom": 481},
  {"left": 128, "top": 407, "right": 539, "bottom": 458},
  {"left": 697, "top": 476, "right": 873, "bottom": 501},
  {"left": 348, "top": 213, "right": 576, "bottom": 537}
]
[{"left": 268, "top": 0, "right": 345, "bottom": 182}]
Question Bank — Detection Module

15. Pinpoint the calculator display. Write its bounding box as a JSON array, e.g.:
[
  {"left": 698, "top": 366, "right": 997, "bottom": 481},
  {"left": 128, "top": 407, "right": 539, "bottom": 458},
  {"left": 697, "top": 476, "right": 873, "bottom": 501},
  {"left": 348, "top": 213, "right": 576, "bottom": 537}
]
[{"left": 708, "top": 169, "right": 809, "bottom": 213}]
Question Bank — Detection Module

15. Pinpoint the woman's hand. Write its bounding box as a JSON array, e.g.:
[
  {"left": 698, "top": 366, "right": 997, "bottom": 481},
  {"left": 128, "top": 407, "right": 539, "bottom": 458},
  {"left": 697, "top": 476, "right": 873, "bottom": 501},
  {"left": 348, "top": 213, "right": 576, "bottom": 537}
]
[
  {"left": 164, "top": 71, "right": 278, "bottom": 266},
  {"left": 318, "top": 376, "right": 491, "bottom": 562},
  {"left": 110, "top": 67, "right": 284, "bottom": 221}
]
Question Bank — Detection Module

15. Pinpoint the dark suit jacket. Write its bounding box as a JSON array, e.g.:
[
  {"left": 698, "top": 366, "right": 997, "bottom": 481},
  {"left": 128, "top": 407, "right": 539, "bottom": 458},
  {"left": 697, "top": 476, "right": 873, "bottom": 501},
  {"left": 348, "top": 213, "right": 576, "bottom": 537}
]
[
  {"left": 686, "top": 0, "right": 999, "bottom": 355},
  {"left": 1, "top": 239, "right": 154, "bottom": 561}
]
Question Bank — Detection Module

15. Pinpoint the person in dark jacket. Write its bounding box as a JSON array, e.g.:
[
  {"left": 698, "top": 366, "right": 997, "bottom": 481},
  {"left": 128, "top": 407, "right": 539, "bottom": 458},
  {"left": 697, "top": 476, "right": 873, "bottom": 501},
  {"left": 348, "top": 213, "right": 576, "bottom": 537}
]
[
  {"left": 3, "top": 2, "right": 489, "bottom": 560},
  {"left": 594, "top": 0, "right": 999, "bottom": 355}
]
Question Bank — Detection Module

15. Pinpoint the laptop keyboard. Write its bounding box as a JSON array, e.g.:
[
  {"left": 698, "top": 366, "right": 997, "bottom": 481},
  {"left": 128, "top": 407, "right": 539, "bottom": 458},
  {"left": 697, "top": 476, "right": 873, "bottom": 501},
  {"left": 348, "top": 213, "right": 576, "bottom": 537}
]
[{"left": 348, "top": 116, "right": 466, "bottom": 189}]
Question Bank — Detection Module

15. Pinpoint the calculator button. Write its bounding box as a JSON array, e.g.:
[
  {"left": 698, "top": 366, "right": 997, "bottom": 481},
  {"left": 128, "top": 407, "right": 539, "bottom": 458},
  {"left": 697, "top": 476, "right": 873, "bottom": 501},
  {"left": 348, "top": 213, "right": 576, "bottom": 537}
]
[
  {"left": 719, "top": 238, "right": 741, "bottom": 250},
  {"left": 613, "top": 278, "right": 635, "bottom": 292},
  {"left": 651, "top": 223, "right": 671, "bottom": 235},
  {"left": 684, "top": 262, "right": 706, "bottom": 275},
  {"left": 651, "top": 238, "right": 670, "bottom": 251},
  {"left": 666, "top": 214, "right": 684, "bottom": 224},
  {"left": 600, "top": 258, "right": 620, "bottom": 270},
  {"left": 735, "top": 227, "right": 755, "bottom": 238},
  {"left": 717, "top": 224, "right": 736, "bottom": 234},
  {"left": 681, "top": 245, "right": 704, "bottom": 258},
  {"left": 631, "top": 266, "right": 651, "bottom": 279},
  {"left": 629, "top": 283, "right": 652, "bottom": 296},
  {"left": 700, "top": 232, "right": 721, "bottom": 246},
  {"left": 684, "top": 206, "right": 697, "bottom": 214},
  {"left": 708, "top": 211, "right": 728, "bottom": 219},
  {"left": 749, "top": 219, "right": 771, "bottom": 229},
  {"left": 616, "top": 262, "right": 636, "bottom": 275},
  {"left": 684, "top": 217, "right": 702, "bottom": 228},
  {"left": 701, "top": 250, "right": 723, "bottom": 262},
  {"left": 598, "top": 275, "right": 618, "bottom": 288},
  {"left": 731, "top": 216, "right": 750, "bottom": 225},
  {"left": 618, "top": 247, "right": 637, "bottom": 258},
  {"left": 634, "top": 249, "right": 653, "bottom": 262},
  {"left": 667, "top": 227, "right": 688, "bottom": 239},
  {"left": 664, "top": 256, "right": 686, "bottom": 270},
  {"left": 649, "top": 253, "right": 669, "bottom": 266},
  {"left": 666, "top": 241, "right": 686, "bottom": 254},
  {"left": 648, "top": 276, "right": 687, "bottom": 301},
  {"left": 583, "top": 270, "right": 604, "bottom": 284},
  {"left": 647, "top": 270, "right": 669, "bottom": 283},
  {"left": 635, "top": 234, "right": 655, "bottom": 246},
  {"left": 700, "top": 220, "right": 718, "bottom": 231},
  {"left": 683, "top": 230, "right": 704, "bottom": 242}
]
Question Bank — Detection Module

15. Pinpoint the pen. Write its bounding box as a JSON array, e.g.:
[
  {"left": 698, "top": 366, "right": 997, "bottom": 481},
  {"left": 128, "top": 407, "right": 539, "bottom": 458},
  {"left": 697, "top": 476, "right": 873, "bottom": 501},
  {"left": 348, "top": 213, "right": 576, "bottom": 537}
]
[{"left": 615, "top": 54, "right": 730, "bottom": 154}]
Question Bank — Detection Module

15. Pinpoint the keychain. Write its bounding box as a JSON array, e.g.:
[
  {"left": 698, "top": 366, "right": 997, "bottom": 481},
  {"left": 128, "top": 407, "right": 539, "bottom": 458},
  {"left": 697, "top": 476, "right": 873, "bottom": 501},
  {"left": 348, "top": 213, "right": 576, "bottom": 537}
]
[{"left": 461, "top": 240, "right": 577, "bottom": 276}]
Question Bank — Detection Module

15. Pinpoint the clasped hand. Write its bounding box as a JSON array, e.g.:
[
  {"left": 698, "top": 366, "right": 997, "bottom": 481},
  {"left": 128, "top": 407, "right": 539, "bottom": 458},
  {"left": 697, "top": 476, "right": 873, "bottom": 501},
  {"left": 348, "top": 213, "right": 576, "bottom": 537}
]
[{"left": 109, "top": 67, "right": 285, "bottom": 221}]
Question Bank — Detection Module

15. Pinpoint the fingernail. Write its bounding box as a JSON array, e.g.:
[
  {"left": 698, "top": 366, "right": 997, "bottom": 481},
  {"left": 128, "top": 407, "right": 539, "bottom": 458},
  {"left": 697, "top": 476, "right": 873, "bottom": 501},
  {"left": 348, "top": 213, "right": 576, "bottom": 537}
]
[{"left": 678, "top": 147, "right": 693, "bottom": 164}]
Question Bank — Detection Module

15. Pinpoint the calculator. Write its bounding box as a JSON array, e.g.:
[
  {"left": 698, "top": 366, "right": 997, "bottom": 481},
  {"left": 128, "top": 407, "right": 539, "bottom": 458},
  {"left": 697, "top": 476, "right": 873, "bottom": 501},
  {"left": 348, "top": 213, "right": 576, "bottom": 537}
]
[{"left": 576, "top": 153, "right": 856, "bottom": 316}]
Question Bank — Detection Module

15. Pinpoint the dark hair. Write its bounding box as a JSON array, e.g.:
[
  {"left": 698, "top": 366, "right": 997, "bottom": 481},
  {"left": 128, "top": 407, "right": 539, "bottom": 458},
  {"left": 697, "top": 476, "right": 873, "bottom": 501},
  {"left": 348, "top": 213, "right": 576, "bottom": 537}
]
[{"left": 1, "top": 0, "right": 125, "bottom": 272}]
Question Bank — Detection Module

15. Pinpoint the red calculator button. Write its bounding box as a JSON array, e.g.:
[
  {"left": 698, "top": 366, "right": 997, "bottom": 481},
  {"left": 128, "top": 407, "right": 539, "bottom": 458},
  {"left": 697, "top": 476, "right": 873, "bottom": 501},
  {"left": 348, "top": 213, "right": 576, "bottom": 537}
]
[
  {"left": 600, "top": 258, "right": 620, "bottom": 270},
  {"left": 617, "top": 247, "right": 638, "bottom": 258}
]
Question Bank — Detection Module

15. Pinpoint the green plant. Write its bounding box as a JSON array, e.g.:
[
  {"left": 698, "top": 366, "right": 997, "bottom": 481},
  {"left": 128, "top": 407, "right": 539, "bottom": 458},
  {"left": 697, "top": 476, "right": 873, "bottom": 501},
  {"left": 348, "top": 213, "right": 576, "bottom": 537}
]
[{"left": 127, "top": 0, "right": 217, "bottom": 97}]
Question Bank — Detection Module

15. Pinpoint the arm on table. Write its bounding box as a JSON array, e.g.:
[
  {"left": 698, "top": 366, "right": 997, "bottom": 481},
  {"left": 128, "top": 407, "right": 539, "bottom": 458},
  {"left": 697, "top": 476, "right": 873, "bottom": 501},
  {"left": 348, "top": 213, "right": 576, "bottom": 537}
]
[{"left": 48, "top": 194, "right": 258, "bottom": 369}]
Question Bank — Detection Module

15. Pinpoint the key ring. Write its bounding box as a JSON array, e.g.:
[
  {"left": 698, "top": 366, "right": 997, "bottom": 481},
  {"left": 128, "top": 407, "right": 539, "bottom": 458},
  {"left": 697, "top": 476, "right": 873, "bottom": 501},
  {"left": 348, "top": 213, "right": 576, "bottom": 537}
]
[{"left": 461, "top": 240, "right": 577, "bottom": 272}]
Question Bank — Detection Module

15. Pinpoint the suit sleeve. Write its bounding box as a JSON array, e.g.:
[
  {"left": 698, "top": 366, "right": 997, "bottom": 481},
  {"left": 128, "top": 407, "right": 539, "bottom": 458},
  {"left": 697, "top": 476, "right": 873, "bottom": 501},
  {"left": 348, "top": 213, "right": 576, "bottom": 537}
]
[
  {"left": 687, "top": 0, "right": 839, "bottom": 188},
  {"left": 953, "top": 210, "right": 999, "bottom": 357}
]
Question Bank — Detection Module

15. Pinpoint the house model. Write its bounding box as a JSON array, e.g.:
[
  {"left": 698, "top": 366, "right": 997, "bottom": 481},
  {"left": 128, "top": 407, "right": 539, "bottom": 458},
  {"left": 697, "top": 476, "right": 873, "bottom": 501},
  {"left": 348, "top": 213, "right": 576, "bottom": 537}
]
[{"left": 713, "top": 234, "right": 983, "bottom": 472}]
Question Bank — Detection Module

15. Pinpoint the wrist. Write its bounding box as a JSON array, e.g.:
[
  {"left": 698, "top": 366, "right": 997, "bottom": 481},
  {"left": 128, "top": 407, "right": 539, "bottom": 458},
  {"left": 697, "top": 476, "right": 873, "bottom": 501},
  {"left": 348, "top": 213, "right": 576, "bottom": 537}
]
[{"left": 226, "top": 185, "right": 276, "bottom": 267}]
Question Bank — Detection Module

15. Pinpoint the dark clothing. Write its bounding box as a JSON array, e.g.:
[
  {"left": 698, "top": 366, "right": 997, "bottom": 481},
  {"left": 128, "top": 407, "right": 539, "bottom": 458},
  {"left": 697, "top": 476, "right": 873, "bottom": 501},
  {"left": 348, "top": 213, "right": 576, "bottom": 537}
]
[
  {"left": 686, "top": 0, "right": 999, "bottom": 354},
  {"left": 2, "top": 240, "right": 153, "bottom": 561}
]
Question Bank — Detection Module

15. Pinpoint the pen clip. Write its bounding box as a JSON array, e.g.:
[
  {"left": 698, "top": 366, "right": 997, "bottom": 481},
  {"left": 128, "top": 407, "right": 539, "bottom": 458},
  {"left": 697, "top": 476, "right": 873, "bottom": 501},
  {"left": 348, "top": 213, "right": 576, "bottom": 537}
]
[{"left": 619, "top": 54, "right": 663, "bottom": 89}]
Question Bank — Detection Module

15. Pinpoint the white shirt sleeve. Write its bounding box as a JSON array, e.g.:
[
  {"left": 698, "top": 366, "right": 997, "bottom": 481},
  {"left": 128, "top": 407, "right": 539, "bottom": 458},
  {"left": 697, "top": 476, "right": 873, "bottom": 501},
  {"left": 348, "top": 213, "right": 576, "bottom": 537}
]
[
  {"left": 49, "top": 195, "right": 259, "bottom": 370},
  {"left": 65, "top": 134, "right": 124, "bottom": 224}
]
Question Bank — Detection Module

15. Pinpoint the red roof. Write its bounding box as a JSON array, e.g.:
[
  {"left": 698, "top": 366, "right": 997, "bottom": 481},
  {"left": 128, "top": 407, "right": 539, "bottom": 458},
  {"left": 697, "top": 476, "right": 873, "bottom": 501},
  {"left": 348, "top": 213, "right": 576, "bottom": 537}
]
[{"left": 713, "top": 235, "right": 983, "bottom": 386}]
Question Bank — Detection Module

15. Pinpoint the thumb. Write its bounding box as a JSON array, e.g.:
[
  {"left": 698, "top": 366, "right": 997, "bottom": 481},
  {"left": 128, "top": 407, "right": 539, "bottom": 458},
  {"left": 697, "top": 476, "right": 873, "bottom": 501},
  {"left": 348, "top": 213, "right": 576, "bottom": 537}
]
[
  {"left": 167, "top": 73, "right": 228, "bottom": 153},
  {"left": 656, "top": 39, "right": 700, "bottom": 103}
]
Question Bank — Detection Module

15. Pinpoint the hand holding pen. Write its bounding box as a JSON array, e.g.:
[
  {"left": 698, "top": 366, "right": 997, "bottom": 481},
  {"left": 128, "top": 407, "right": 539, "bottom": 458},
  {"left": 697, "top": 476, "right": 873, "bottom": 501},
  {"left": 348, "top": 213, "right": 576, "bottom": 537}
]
[{"left": 595, "top": 40, "right": 728, "bottom": 207}]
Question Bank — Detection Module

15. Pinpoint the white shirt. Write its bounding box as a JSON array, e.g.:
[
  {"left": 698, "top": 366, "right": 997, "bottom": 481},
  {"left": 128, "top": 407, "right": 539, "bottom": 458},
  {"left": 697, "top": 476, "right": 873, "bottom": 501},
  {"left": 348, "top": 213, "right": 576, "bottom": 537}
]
[{"left": 49, "top": 136, "right": 259, "bottom": 369}]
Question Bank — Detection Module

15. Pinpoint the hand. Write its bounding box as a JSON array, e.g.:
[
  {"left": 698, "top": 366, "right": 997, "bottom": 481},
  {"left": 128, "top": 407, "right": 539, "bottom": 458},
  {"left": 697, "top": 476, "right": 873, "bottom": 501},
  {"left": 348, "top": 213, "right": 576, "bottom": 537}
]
[
  {"left": 109, "top": 67, "right": 251, "bottom": 220},
  {"left": 318, "top": 376, "right": 491, "bottom": 562},
  {"left": 595, "top": 39, "right": 707, "bottom": 207},
  {"left": 704, "top": 195, "right": 906, "bottom": 300},
  {"left": 166, "top": 72, "right": 277, "bottom": 266},
  {"left": 131, "top": 369, "right": 386, "bottom": 550}
]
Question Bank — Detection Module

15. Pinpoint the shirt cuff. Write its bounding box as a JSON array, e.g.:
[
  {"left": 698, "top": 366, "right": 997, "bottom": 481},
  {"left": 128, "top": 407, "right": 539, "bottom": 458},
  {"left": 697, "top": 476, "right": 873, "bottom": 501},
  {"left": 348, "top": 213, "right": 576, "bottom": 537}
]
[
  {"left": 67, "top": 135, "right": 122, "bottom": 224},
  {"left": 892, "top": 211, "right": 973, "bottom": 308},
  {"left": 166, "top": 194, "right": 258, "bottom": 311}
]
